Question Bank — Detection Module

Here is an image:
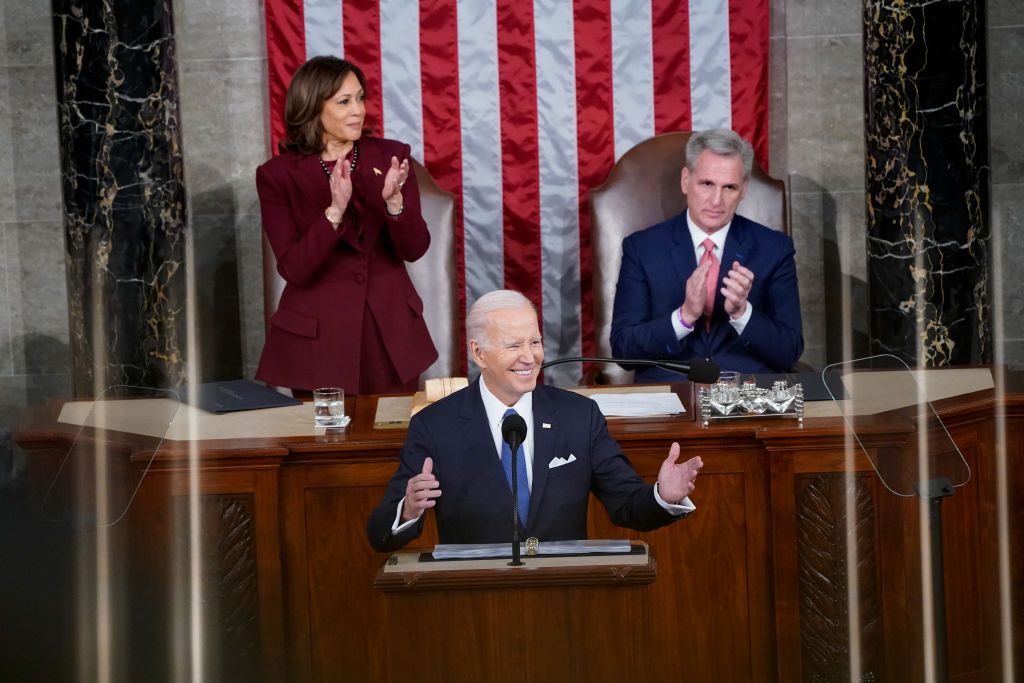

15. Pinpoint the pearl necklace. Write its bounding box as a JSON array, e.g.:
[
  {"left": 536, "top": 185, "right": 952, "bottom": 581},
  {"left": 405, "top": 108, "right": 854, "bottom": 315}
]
[{"left": 319, "top": 143, "right": 359, "bottom": 179}]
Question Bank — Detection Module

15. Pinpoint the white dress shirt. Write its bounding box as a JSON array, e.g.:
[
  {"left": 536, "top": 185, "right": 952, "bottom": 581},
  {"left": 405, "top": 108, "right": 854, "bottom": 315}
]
[{"left": 477, "top": 375, "right": 535, "bottom": 489}]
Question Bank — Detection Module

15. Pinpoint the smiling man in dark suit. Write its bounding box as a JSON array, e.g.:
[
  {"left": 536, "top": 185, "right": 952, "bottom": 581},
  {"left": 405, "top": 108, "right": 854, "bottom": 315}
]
[
  {"left": 610, "top": 129, "right": 804, "bottom": 381},
  {"left": 367, "top": 290, "right": 703, "bottom": 552}
]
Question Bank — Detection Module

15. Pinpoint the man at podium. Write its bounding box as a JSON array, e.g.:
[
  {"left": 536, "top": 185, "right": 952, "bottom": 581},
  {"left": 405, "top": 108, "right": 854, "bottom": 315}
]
[{"left": 367, "top": 289, "right": 703, "bottom": 552}]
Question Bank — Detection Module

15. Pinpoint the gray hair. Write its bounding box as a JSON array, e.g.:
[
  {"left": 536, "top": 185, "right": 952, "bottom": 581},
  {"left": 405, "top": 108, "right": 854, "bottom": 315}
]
[
  {"left": 685, "top": 129, "right": 754, "bottom": 179},
  {"left": 467, "top": 289, "right": 535, "bottom": 350}
]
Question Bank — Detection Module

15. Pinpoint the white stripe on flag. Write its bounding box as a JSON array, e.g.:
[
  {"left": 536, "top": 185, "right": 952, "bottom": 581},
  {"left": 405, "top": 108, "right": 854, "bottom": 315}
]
[
  {"left": 457, "top": 0, "right": 504, "bottom": 307},
  {"left": 689, "top": 0, "right": 733, "bottom": 130},
  {"left": 534, "top": 0, "right": 582, "bottom": 385},
  {"left": 610, "top": 0, "right": 655, "bottom": 162},
  {"left": 304, "top": 0, "right": 344, "bottom": 59},
  {"left": 379, "top": 0, "right": 424, "bottom": 160}
]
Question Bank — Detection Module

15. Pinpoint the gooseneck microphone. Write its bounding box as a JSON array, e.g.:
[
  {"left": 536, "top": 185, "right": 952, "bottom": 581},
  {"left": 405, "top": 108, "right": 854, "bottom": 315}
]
[
  {"left": 501, "top": 413, "right": 528, "bottom": 567},
  {"left": 540, "top": 356, "right": 721, "bottom": 384}
]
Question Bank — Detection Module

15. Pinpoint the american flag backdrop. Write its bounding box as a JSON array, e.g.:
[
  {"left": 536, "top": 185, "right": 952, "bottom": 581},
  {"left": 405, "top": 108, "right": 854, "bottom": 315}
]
[{"left": 263, "top": 0, "right": 770, "bottom": 382}]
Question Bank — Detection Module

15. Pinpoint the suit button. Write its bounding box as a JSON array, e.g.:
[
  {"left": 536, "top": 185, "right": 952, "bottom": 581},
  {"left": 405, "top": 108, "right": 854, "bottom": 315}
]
[{"left": 354, "top": 273, "right": 366, "bottom": 284}]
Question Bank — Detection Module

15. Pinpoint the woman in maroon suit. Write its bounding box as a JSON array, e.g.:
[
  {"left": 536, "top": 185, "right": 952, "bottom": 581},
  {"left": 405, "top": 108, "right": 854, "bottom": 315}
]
[{"left": 256, "top": 57, "right": 437, "bottom": 395}]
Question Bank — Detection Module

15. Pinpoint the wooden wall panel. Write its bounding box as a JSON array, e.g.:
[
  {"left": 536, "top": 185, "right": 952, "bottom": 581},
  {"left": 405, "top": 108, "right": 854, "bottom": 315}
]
[{"left": 15, "top": 383, "right": 1024, "bottom": 682}]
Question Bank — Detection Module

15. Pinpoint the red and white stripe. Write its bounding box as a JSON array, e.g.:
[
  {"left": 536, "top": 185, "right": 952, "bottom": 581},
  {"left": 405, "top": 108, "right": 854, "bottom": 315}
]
[{"left": 264, "top": 0, "right": 769, "bottom": 383}]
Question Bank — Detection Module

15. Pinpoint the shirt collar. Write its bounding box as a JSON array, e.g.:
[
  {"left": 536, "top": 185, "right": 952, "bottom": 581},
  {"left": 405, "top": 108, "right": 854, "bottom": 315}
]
[
  {"left": 478, "top": 376, "right": 533, "bottom": 430},
  {"left": 686, "top": 210, "right": 731, "bottom": 254}
]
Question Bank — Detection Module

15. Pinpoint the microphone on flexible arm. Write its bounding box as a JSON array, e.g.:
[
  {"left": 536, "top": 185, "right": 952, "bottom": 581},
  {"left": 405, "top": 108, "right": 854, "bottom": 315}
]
[
  {"left": 500, "top": 413, "right": 528, "bottom": 567},
  {"left": 540, "top": 356, "right": 721, "bottom": 384}
]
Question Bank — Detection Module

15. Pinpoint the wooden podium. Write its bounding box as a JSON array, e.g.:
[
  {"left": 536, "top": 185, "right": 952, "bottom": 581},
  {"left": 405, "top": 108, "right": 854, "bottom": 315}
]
[
  {"left": 13, "top": 370, "right": 1024, "bottom": 682},
  {"left": 372, "top": 545, "right": 655, "bottom": 680}
]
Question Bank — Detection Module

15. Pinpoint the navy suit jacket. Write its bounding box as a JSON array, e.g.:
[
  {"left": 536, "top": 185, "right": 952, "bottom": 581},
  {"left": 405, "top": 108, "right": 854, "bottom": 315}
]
[
  {"left": 366, "top": 381, "right": 678, "bottom": 552},
  {"left": 610, "top": 213, "right": 803, "bottom": 380}
]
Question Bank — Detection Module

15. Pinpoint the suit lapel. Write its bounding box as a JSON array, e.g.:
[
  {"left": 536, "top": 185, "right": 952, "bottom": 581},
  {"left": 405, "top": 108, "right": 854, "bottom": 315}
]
[
  {"left": 720, "top": 216, "right": 752, "bottom": 290},
  {"left": 669, "top": 214, "right": 698, "bottom": 297},
  {"left": 458, "top": 380, "right": 513, "bottom": 505},
  {"left": 353, "top": 143, "right": 383, "bottom": 250},
  {"left": 526, "top": 386, "right": 558, "bottom": 527},
  {"left": 292, "top": 153, "right": 330, "bottom": 215}
]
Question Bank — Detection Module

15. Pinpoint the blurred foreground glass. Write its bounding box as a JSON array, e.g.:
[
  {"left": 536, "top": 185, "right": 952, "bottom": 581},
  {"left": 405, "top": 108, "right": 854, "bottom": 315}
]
[
  {"left": 821, "top": 354, "right": 970, "bottom": 497},
  {"left": 42, "top": 385, "right": 180, "bottom": 526}
]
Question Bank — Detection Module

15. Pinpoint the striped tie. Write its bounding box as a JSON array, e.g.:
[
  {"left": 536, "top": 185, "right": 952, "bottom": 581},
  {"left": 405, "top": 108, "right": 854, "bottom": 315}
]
[{"left": 500, "top": 408, "right": 530, "bottom": 528}]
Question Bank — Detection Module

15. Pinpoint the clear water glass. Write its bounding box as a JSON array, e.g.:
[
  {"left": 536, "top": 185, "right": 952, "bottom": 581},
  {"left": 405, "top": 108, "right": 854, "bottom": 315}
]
[{"left": 313, "top": 387, "right": 345, "bottom": 427}]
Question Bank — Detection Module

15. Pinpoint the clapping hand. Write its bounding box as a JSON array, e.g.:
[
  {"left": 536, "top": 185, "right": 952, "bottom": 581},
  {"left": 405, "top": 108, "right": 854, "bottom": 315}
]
[
  {"left": 679, "top": 259, "right": 713, "bottom": 326},
  {"left": 382, "top": 155, "right": 409, "bottom": 214},
  {"left": 721, "top": 261, "right": 754, "bottom": 319},
  {"left": 328, "top": 158, "right": 353, "bottom": 211}
]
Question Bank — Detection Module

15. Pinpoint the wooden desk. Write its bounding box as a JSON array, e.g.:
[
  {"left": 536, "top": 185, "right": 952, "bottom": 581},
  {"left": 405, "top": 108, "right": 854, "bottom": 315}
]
[{"left": 14, "top": 376, "right": 1024, "bottom": 682}]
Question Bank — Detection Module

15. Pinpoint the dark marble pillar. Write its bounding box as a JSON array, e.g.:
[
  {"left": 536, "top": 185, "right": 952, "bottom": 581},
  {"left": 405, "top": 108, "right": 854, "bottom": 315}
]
[
  {"left": 53, "top": 0, "right": 187, "bottom": 394},
  {"left": 864, "top": 0, "right": 990, "bottom": 366}
]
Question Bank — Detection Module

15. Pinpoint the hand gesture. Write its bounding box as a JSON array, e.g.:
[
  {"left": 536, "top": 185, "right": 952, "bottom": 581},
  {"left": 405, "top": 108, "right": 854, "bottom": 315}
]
[
  {"left": 327, "top": 158, "right": 353, "bottom": 217},
  {"left": 679, "top": 259, "right": 713, "bottom": 325},
  {"left": 382, "top": 155, "right": 410, "bottom": 212},
  {"left": 721, "top": 261, "right": 754, "bottom": 319},
  {"left": 656, "top": 443, "right": 703, "bottom": 504},
  {"left": 401, "top": 456, "right": 442, "bottom": 522}
]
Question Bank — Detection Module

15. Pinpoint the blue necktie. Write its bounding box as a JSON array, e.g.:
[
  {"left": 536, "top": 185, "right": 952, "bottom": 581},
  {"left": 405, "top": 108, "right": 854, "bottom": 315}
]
[{"left": 500, "top": 408, "right": 530, "bottom": 527}]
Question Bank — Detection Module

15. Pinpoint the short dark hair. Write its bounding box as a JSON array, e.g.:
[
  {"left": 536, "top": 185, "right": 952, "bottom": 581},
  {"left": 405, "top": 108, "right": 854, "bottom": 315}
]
[{"left": 280, "top": 56, "right": 367, "bottom": 155}]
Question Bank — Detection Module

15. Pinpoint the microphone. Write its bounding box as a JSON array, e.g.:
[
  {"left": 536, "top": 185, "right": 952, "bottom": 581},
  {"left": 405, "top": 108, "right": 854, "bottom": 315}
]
[
  {"left": 540, "top": 356, "right": 720, "bottom": 384},
  {"left": 501, "top": 413, "right": 528, "bottom": 567}
]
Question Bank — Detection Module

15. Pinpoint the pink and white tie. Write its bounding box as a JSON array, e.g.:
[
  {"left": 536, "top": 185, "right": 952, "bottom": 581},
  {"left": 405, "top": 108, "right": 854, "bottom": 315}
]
[{"left": 700, "top": 238, "right": 719, "bottom": 326}]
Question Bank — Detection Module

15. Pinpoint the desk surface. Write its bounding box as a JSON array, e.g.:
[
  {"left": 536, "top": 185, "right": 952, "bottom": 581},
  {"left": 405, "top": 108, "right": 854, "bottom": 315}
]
[{"left": 15, "top": 366, "right": 1011, "bottom": 462}]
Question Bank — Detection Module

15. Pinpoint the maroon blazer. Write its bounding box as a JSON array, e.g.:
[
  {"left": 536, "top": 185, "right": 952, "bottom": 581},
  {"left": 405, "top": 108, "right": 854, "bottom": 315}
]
[{"left": 255, "top": 137, "right": 438, "bottom": 392}]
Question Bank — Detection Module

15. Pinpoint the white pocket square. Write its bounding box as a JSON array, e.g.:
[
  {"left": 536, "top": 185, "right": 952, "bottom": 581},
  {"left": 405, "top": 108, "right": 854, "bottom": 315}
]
[{"left": 548, "top": 454, "right": 577, "bottom": 469}]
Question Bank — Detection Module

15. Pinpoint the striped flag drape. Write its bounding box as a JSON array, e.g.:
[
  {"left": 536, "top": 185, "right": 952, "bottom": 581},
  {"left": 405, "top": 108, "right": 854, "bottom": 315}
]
[{"left": 263, "top": 0, "right": 769, "bottom": 382}]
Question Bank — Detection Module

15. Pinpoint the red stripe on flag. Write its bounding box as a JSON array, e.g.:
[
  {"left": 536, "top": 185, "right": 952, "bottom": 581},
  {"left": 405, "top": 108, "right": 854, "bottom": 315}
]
[
  {"left": 264, "top": 0, "right": 307, "bottom": 154},
  {"left": 729, "top": 0, "right": 770, "bottom": 169},
  {"left": 651, "top": 0, "right": 692, "bottom": 134},
  {"left": 420, "top": 0, "right": 468, "bottom": 373},
  {"left": 573, "top": 0, "right": 615, "bottom": 359},
  {"left": 343, "top": 0, "right": 385, "bottom": 133},
  {"left": 496, "top": 0, "right": 543, "bottom": 318}
]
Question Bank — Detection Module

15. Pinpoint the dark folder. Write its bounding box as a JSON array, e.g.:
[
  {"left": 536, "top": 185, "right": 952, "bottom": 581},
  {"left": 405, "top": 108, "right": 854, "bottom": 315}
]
[
  {"left": 180, "top": 379, "right": 302, "bottom": 414},
  {"left": 750, "top": 372, "right": 839, "bottom": 401}
]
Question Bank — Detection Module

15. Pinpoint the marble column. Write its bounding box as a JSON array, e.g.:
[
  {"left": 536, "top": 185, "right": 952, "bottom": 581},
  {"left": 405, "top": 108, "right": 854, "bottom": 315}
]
[
  {"left": 53, "top": 0, "right": 187, "bottom": 394},
  {"left": 864, "top": 0, "right": 990, "bottom": 366}
]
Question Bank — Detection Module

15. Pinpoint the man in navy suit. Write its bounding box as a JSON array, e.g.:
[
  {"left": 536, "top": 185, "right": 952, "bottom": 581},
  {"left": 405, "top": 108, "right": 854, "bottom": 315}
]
[
  {"left": 611, "top": 129, "right": 803, "bottom": 381},
  {"left": 367, "top": 290, "right": 704, "bottom": 552}
]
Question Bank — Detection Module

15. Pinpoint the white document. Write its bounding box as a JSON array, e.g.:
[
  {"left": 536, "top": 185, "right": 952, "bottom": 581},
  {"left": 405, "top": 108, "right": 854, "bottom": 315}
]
[{"left": 589, "top": 392, "right": 685, "bottom": 417}]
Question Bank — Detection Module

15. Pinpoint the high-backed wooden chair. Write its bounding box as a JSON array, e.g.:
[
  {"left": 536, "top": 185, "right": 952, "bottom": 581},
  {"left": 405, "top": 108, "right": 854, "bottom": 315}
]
[
  {"left": 261, "top": 159, "right": 460, "bottom": 388},
  {"left": 589, "top": 131, "right": 789, "bottom": 384}
]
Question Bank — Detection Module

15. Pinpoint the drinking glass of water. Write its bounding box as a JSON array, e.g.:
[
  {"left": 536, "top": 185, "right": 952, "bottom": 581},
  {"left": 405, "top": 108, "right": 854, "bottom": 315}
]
[{"left": 313, "top": 387, "right": 346, "bottom": 427}]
